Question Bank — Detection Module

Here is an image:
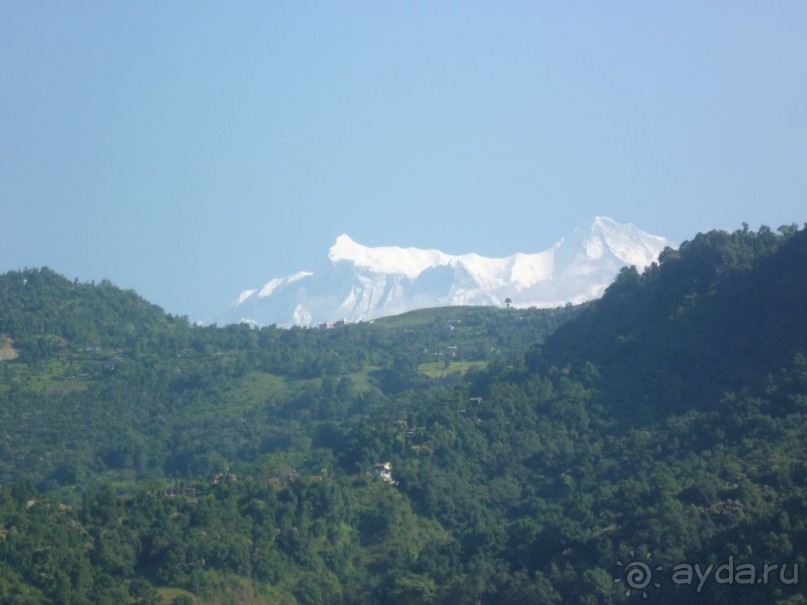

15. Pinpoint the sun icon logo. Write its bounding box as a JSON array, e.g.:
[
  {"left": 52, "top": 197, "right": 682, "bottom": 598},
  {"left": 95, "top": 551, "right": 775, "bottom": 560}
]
[{"left": 614, "top": 550, "right": 663, "bottom": 598}]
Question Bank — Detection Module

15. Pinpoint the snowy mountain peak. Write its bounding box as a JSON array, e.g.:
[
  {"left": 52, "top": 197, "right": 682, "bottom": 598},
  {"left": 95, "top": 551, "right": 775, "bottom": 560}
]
[
  {"left": 329, "top": 234, "right": 448, "bottom": 279},
  {"left": 556, "top": 217, "right": 669, "bottom": 269},
  {"left": 217, "top": 218, "right": 672, "bottom": 327},
  {"left": 328, "top": 234, "right": 361, "bottom": 261}
]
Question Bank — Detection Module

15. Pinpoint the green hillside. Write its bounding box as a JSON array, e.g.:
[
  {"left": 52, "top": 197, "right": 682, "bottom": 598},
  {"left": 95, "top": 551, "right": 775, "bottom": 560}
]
[
  {"left": 0, "top": 224, "right": 805, "bottom": 604},
  {"left": 0, "top": 271, "right": 578, "bottom": 494}
]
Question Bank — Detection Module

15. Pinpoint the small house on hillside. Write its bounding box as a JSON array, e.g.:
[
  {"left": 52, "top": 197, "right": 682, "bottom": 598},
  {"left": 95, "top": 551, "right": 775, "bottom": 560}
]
[
  {"left": 210, "top": 470, "right": 237, "bottom": 485},
  {"left": 370, "top": 462, "right": 396, "bottom": 485}
]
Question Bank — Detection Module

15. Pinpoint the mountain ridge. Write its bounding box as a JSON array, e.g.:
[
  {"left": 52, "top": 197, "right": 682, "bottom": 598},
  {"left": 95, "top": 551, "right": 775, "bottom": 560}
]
[{"left": 220, "top": 217, "right": 671, "bottom": 327}]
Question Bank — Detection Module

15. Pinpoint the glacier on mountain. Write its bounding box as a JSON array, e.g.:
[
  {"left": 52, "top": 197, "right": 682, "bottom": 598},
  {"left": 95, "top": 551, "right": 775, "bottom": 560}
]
[{"left": 216, "top": 217, "right": 671, "bottom": 327}]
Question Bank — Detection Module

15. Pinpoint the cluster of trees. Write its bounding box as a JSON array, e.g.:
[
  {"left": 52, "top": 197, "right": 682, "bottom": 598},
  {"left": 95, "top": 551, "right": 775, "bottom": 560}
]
[{"left": 0, "top": 225, "right": 805, "bottom": 603}]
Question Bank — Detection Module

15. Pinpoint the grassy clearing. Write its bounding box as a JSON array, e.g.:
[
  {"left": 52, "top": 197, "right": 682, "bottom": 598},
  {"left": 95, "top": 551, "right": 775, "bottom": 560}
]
[
  {"left": 45, "top": 380, "right": 90, "bottom": 395},
  {"left": 371, "top": 305, "right": 504, "bottom": 330},
  {"left": 157, "top": 587, "right": 199, "bottom": 604},
  {"left": 418, "top": 360, "right": 487, "bottom": 378},
  {"left": 343, "top": 367, "right": 377, "bottom": 392}
]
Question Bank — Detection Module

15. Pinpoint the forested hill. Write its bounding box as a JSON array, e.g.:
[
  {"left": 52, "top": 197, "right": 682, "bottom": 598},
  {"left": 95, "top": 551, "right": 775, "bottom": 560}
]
[
  {"left": 0, "top": 268, "right": 579, "bottom": 491},
  {"left": 0, "top": 267, "right": 185, "bottom": 355},
  {"left": 0, "top": 225, "right": 805, "bottom": 605},
  {"left": 530, "top": 223, "right": 807, "bottom": 418}
]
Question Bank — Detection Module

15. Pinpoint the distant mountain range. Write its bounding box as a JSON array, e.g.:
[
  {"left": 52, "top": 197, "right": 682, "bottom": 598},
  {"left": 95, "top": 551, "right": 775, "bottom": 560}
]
[{"left": 215, "top": 217, "right": 672, "bottom": 327}]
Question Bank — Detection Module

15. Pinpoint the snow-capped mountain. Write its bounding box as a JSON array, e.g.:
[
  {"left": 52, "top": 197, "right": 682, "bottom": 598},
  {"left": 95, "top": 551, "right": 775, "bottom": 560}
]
[{"left": 216, "top": 217, "right": 671, "bottom": 327}]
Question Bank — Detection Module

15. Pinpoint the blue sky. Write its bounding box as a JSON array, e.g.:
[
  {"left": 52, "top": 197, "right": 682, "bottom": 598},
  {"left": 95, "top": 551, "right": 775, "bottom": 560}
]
[{"left": 2, "top": 2, "right": 805, "bottom": 320}]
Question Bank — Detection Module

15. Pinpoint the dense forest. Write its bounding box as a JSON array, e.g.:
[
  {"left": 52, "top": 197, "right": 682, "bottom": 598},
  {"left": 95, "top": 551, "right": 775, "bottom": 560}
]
[{"left": 0, "top": 224, "right": 805, "bottom": 604}]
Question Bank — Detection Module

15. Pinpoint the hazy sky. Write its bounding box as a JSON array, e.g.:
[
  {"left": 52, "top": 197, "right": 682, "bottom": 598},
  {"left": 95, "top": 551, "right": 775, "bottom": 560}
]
[{"left": 2, "top": 2, "right": 805, "bottom": 320}]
